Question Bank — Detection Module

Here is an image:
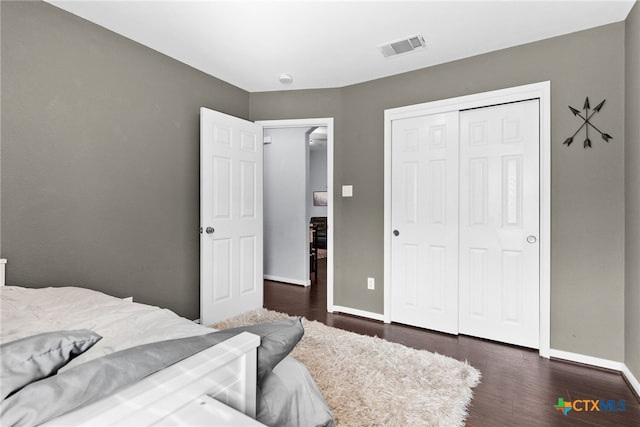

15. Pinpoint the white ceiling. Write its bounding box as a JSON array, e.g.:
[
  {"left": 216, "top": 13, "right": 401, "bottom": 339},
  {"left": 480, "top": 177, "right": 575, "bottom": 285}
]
[{"left": 47, "top": 0, "right": 636, "bottom": 93}]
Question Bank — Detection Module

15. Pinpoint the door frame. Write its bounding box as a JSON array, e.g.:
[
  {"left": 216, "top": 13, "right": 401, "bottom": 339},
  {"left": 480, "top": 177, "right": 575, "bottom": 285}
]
[
  {"left": 383, "top": 81, "right": 551, "bottom": 358},
  {"left": 257, "top": 118, "right": 335, "bottom": 312}
]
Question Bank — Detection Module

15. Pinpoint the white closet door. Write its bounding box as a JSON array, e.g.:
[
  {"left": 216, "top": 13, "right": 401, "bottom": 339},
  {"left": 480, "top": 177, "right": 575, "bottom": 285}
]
[
  {"left": 458, "top": 100, "right": 540, "bottom": 348},
  {"left": 390, "top": 112, "right": 460, "bottom": 334}
]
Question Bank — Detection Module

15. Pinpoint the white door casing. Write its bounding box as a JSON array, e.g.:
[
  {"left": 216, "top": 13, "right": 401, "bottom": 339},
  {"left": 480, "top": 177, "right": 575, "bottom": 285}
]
[
  {"left": 458, "top": 100, "right": 540, "bottom": 348},
  {"left": 390, "top": 112, "right": 460, "bottom": 334},
  {"left": 200, "top": 107, "right": 263, "bottom": 327}
]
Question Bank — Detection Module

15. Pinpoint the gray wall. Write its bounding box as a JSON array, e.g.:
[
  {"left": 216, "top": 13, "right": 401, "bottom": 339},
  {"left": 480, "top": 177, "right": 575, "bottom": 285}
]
[
  {"left": 0, "top": 1, "right": 3, "bottom": 254},
  {"left": 251, "top": 23, "right": 627, "bottom": 361},
  {"left": 625, "top": 2, "right": 640, "bottom": 381},
  {"left": 1, "top": 1, "right": 249, "bottom": 319},
  {"left": 263, "top": 127, "right": 310, "bottom": 284},
  {"left": 2, "top": 0, "right": 636, "bottom": 365}
]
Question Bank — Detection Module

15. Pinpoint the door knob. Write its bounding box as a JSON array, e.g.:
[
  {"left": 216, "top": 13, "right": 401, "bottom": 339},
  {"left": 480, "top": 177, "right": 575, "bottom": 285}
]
[
  {"left": 526, "top": 235, "right": 537, "bottom": 244},
  {"left": 393, "top": 230, "right": 400, "bottom": 237},
  {"left": 206, "top": 227, "right": 215, "bottom": 234}
]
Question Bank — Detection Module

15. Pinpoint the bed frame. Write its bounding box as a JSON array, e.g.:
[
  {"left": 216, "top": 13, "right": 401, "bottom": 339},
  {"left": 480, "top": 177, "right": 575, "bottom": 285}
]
[
  {"left": 43, "top": 332, "right": 261, "bottom": 426},
  {"left": 0, "top": 259, "right": 264, "bottom": 426},
  {"left": 0, "top": 259, "right": 6, "bottom": 287}
]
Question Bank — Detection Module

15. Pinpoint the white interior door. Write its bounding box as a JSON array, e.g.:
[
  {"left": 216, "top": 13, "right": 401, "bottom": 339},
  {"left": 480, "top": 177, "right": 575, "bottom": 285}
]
[
  {"left": 200, "top": 107, "right": 263, "bottom": 327},
  {"left": 458, "top": 100, "right": 540, "bottom": 348},
  {"left": 390, "top": 112, "right": 460, "bottom": 334}
]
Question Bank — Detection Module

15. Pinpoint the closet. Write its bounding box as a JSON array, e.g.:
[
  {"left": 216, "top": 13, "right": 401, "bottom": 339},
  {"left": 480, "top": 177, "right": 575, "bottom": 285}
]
[{"left": 388, "top": 98, "right": 540, "bottom": 349}]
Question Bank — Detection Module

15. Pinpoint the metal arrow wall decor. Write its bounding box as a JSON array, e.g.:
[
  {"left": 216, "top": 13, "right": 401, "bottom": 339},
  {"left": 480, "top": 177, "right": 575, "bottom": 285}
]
[{"left": 563, "top": 97, "right": 613, "bottom": 148}]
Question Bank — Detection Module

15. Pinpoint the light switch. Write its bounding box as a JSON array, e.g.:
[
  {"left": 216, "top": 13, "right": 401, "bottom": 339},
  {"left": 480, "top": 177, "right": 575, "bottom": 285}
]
[{"left": 342, "top": 185, "right": 353, "bottom": 197}]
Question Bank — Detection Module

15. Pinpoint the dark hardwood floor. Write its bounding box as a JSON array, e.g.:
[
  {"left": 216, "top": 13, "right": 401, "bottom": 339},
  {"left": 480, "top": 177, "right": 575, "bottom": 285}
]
[{"left": 264, "top": 258, "right": 640, "bottom": 427}]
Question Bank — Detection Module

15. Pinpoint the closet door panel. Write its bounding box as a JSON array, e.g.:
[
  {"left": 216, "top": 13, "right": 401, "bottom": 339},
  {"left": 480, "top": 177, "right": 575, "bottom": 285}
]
[
  {"left": 390, "top": 112, "right": 459, "bottom": 334},
  {"left": 459, "top": 100, "right": 540, "bottom": 349}
]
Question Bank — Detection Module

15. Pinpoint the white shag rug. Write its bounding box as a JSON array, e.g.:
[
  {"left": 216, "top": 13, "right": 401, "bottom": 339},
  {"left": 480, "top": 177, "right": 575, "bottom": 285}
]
[{"left": 212, "top": 308, "right": 481, "bottom": 427}]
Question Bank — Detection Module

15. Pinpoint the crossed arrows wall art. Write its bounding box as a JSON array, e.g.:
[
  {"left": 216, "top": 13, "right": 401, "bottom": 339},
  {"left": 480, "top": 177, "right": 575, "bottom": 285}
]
[{"left": 563, "top": 97, "right": 613, "bottom": 148}]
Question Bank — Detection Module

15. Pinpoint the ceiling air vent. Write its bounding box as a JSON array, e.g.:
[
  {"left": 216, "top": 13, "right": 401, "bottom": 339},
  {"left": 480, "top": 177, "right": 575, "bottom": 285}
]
[{"left": 378, "top": 34, "right": 426, "bottom": 58}]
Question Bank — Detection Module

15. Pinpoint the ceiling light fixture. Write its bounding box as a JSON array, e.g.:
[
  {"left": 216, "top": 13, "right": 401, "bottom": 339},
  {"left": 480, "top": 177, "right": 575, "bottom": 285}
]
[{"left": 279, "top": 73, "right": 293, "bottom": 84}]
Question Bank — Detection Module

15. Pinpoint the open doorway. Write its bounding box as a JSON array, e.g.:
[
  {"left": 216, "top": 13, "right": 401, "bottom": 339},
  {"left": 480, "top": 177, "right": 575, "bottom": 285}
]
[
  {"left": 258, "top": 119, "right": 334, "bottom": 310},
  {"left": 308, "top": 127, "right": 328, "bottom": 283}
]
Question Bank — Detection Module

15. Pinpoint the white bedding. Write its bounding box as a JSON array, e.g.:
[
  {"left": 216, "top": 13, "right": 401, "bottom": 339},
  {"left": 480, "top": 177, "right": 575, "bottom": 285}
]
[
  {"left": 0, "top": 286, "right": 210, "bottom": 370},
  {"left": 1, "top": 285, "right": 335, "bottom": 427}
]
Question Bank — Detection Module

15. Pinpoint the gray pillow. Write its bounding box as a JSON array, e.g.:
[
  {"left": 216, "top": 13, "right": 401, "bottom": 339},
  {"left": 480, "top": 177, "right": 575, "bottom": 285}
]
[
  {"left": 0, "top": 330, "right": 102, "bottom": 400},
  {"left": 221, "top": 316, "right": 304, "bottom": 384},
  {"left": 257, "top": 356, "right": 334, "bottom": 427}
]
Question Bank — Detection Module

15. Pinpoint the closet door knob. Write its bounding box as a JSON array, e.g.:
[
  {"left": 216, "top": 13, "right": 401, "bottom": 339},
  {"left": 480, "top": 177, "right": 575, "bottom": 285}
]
[
  {"left": 206, "top": 227, "right": 215, "bottom": 234},
  {"left": 393, "top": 230, "right": 400, "bottom": 237},
  {"left": 526, "top": 235, "right": 537, "bottom": 244}
]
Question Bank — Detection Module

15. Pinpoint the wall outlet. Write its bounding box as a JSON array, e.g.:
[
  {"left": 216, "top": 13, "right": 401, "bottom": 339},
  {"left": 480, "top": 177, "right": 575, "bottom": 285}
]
[{"left": 367, "top": 277, "right": 375, "bottom": 290}]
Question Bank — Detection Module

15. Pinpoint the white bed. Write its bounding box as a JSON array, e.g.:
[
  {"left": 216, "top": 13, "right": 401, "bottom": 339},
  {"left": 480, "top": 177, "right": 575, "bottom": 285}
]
[
  {"left": 0, "top": 259, "right": 335, "bottom": 427},
  {"left": 0, "top": 259, "right": 262, "bottom": 426}
]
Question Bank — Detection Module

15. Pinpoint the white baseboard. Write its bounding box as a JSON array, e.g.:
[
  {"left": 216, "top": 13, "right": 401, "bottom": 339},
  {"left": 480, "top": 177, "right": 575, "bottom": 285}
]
[
  {"left": 549, "top": 349, "right": 640, "bottom": 397},
  {"left": 549, "top": 349, "right": 624, "bottom": 371},
  {"left": 621, "top": 364, "right": 640, "bottom": 398},
  {"left": 263, "top": 275, "right": 310, "bottom": 287},
  {"left": 332, "top": 305, "right": 385, "bottom": 322}
]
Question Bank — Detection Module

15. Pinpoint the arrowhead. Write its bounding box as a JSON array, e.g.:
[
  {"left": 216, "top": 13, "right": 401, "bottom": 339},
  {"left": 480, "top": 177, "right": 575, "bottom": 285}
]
[
  {"left": 594, "top": 99, "right": 606, "bottom": 112},
  {"left": 568, "top": 106, "right": 581, "bottom": 116},
  {"left": 584, "top": 97, "right": 590, "bottom": 110},
  {"left": 563, "top": 137, "right": 573, "bottom": 146},
  {"left": 584, "top": 138, "right": 592, "bottom": 148},
  {"left": 602, "top": 133, "right": 613, "bottom": 142}
]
